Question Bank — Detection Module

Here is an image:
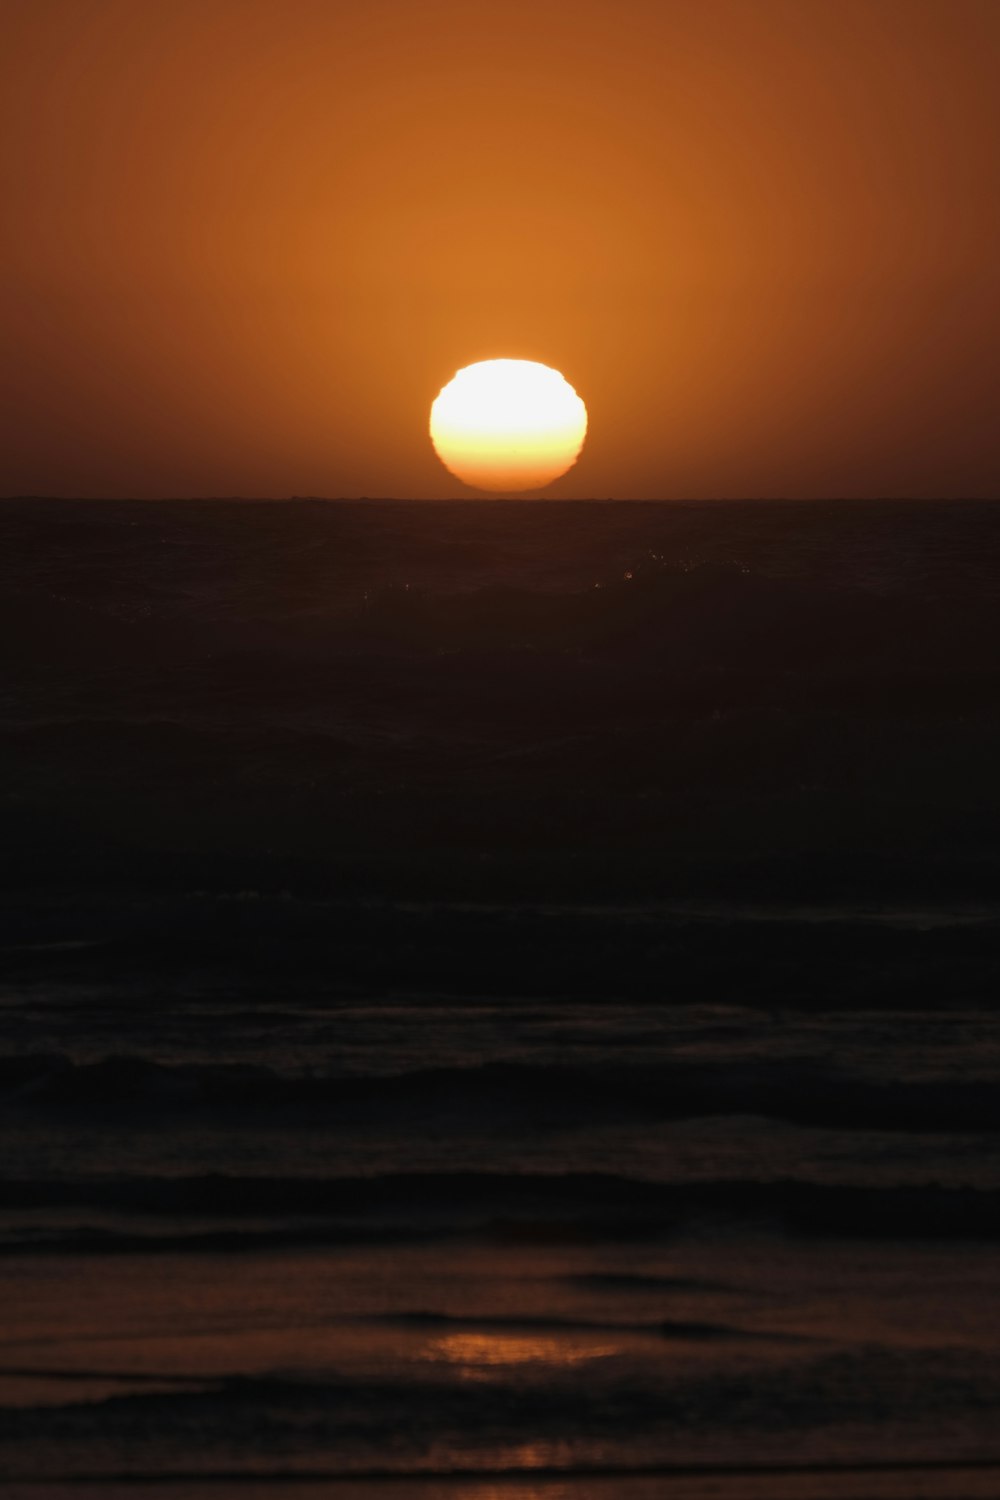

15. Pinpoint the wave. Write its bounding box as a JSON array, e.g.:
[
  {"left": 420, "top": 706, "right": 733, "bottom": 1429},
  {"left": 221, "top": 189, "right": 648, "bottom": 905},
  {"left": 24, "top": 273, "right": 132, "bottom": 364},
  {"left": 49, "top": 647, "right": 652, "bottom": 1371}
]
[
  {"left": 6, "top": 1460, "right": 1000, "bottom": 1489},
  {"left": 5, "top": 1350, "right": 1000, "bottom": 1477},
  {"left": 357, "top": 1310, "right": 787, "bottom": 1341},
  {"left": 5, "top": 1051, "right": 1000, "bottom": 1133},
  {"left": 566, "top": 1271, "right": 727, "bottom": 1292},
  {"left": 4, "top": 1172, "right": 1000, "bottom": 1242}
]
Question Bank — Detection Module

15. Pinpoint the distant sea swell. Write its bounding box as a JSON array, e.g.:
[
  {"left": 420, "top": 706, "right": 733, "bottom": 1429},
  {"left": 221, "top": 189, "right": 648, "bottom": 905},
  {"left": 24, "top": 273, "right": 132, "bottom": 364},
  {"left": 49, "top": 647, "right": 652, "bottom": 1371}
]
[
  {"left": 5, "top": 1049, "right": 1000, "bottom": 1134},
  {"left": 4, "top": 497, "right": 1000, "bottom": 912},
  {"left": 4, "top": 1172, "right": 1000, "bottom": 1249}
]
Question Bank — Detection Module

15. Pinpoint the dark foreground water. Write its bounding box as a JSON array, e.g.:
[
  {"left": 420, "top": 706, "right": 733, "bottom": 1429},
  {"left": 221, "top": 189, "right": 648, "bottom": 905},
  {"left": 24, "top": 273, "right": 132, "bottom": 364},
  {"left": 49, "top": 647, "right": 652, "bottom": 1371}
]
[{"left": 2, "top": 498, "right": 1000, "bottom": 1495}]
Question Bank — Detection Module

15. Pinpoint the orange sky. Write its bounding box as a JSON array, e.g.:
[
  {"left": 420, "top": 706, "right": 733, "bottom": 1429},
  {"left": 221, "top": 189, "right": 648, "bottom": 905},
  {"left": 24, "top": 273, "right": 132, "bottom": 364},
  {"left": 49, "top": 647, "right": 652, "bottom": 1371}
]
[{"left": 2, "top": 0, "right": 998, "bottom": 498}]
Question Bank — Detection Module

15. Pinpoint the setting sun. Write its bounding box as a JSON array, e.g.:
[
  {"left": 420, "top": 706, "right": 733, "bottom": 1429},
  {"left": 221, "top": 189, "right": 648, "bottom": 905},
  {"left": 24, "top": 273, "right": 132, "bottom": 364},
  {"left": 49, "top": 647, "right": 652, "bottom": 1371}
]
[{"left": 430, "top": 359, "right": 587, "bottom": 493}]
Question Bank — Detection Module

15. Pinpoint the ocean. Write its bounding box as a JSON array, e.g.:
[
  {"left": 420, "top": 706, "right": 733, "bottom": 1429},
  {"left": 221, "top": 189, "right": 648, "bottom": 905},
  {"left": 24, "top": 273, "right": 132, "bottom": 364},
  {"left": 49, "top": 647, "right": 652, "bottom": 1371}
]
[{"left": 2, "top": 497, "right": 1000, "bottom": 1496}]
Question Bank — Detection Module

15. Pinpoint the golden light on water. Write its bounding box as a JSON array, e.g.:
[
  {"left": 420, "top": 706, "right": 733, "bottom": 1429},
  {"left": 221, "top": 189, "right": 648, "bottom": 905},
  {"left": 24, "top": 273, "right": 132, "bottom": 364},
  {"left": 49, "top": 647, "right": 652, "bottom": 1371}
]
[
  {"left": 421, "top": 1331, "right": 617, "bottom": 1372},
  {"left": 430, "top": 359, "right": 588, "bottom": 493}
]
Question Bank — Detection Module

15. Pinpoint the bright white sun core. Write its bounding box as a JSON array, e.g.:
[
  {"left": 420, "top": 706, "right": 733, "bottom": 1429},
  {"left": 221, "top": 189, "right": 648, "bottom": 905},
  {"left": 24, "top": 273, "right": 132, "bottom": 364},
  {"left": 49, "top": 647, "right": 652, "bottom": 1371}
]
[{"left": 429, "top": 359, "right": 587, "bottom": 493}]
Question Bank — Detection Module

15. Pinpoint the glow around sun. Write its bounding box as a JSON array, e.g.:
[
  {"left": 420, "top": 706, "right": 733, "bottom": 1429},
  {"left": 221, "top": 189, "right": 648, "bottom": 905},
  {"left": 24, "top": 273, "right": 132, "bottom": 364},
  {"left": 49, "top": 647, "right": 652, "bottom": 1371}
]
[{"left": 430, "top": 359, "right": 587, "bottom": 493}]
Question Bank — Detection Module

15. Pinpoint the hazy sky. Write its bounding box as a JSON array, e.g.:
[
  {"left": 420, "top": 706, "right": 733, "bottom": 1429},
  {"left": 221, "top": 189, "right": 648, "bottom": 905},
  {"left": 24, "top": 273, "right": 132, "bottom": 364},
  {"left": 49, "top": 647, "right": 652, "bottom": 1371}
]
[{"left": 2, "top": 0, "right": 998, "bottom": 498}]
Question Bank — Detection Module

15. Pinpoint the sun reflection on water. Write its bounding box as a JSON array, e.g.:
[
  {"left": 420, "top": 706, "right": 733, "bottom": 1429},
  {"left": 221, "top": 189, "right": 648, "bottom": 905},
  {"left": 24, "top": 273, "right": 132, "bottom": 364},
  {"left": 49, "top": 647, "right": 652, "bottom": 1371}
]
[{"left": 422, "top": 1331, "right": 617, "bottom": 1370}]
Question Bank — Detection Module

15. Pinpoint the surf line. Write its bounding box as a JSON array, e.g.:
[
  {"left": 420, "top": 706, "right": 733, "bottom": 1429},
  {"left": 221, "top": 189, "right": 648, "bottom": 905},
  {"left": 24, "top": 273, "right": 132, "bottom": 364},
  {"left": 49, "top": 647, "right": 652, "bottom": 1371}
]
[{"left": 24, "top": 1455, "right": 1000, "bottom": 1484}]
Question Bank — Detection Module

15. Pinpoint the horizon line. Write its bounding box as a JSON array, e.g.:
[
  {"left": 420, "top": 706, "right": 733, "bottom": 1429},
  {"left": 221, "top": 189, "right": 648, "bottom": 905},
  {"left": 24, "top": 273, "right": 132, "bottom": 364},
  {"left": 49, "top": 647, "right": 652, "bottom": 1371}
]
[{"left": 3, "top": 493, "right": 998, "bottom": 505}]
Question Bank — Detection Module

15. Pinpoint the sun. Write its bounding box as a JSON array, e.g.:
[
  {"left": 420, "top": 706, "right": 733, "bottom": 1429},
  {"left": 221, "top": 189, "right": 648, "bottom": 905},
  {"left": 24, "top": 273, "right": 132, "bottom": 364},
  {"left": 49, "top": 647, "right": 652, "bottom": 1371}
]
[{"left": 430, "top": 359, "right": 587, "bottom": 493}]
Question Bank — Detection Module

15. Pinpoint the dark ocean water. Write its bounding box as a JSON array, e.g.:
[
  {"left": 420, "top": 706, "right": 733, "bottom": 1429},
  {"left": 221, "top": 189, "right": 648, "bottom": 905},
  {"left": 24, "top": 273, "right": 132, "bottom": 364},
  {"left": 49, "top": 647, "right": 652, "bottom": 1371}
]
[{"left": 2, "top": 498, "right": 1000, "bottom": 1495}]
